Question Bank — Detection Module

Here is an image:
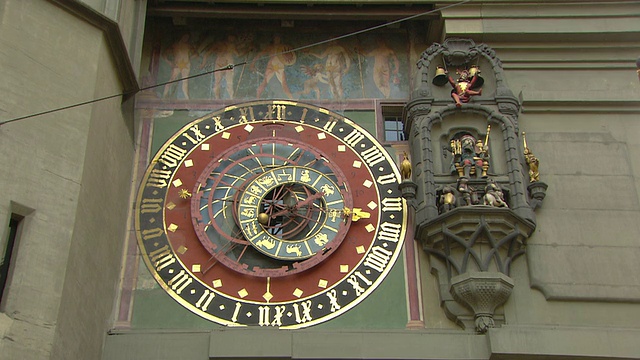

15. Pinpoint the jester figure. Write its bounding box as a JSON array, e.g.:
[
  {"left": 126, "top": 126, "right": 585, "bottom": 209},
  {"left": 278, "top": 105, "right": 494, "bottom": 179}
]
[{"left": 448, "top": 68, "right": 482, "bottom": 107}]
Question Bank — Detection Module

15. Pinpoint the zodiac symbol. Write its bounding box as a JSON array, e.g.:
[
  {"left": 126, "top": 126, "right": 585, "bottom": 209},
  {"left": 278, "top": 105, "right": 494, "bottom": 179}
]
[
  {"left": 314, "top": 233, "right": 328, "bottom": 246},
  {"left": 328, "top": 208, "right": 341, "bottom": 222},
  {"left": 254, "top": 237, "right": 276, "bottom": 250},
  {"left": 300, "top": 170, "right": 311, "bottom": 183},
  {"left": 250, "top": 185, "right": 263, "bottom": 195},
  {"left": 320, "top": 184, "right": 335, "bottom": 196},
  {"left": 241, "top": 208, "right": 255, "bottom": 218},
  {"left": 277, "top": 170, "right": 292, "bottom": 181},
  {"left": 243, "top": 195, "right": 257, "bottom": 205},
  {"left": 257, "top": 176, "right": 275, "bottom": 187},
  {"left": 286, "top": 244, "right": 302, "bottom": 257}
]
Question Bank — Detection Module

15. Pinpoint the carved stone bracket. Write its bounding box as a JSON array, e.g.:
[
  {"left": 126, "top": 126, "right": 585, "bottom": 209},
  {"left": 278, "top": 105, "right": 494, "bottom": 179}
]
[
  {"left": 527, "top": 181, "right": 548, "bottom": 210},
  {"left": 419, "top": 207, "right": 534, "bottom": 332}
]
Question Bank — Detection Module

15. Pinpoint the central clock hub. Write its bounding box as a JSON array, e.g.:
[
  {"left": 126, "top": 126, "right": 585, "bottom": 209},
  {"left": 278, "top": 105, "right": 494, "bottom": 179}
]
[{"left": 237, "top": 166, "right": 349, "bottom": 261}]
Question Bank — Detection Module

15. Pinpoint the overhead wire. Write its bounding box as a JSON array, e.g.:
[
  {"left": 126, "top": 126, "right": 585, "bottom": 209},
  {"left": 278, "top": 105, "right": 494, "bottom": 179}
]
[{"left": 0, "top": 0, "right": 474, "bottom": 126}]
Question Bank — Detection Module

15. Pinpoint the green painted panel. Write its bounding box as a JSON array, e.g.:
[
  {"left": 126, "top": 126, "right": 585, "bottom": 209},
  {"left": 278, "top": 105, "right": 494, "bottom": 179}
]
[
  {"left": 344, "top": 110, "right": 377, "bottom": 138},
  {"left": 314, "top": 255, "right": 408, "bottom": 329}
]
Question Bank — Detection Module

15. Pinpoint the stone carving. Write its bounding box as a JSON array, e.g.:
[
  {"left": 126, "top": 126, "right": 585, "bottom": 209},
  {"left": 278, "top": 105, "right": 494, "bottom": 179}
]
[
  {"left": 522, "top": 131, "right": 548, "bottom": 210},
  {"left": 522, "top": 132, "right": 540, "bottom": 183},
  {"left": 406, "top": 39, "right": 549, "bottom": 333},
  {"left": 450, "top": 272, "right": 514, "bottom": 333},
  {"left": 438, "top": 184, "right": 457, "bottom": 213},
  {"left": 456, "top": 177, "right": 477, "bottom": 206},
  {"left": 436, "top": 177, "right": 509, "bottom": 214},
  {"left": 448, "top": 130, "right": 490, "bottom": 179},
  {"left": 446, "top": 68, "right": 483, "bottom": 107},
  {"left": 483, "top": 178, "right": 508, "bottom": 208}
]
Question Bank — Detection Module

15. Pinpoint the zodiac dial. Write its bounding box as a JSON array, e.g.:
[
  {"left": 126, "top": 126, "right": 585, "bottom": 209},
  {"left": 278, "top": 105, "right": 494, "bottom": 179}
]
[{"left": 135, "top": 100, "right": 406, "bottom": 328}]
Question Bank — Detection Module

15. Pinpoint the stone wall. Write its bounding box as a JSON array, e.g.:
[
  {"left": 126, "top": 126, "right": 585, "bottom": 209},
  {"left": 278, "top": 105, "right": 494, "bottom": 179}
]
[{"left": 0, "top": 0, "right": 136, "bottom": 359}]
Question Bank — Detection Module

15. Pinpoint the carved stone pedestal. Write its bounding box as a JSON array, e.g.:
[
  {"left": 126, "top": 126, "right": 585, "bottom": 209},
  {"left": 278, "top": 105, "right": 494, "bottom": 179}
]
[
  {"left": 450, "top": 272, "right": 514, "bottom": 333},
  {"left": 527, "top": 181, "right": 548, "bottom": 210}
]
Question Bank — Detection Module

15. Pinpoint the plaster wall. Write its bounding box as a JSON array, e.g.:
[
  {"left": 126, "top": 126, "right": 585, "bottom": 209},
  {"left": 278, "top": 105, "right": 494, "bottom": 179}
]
[{"left": 0, "top": 0, "right": 134, "bottom": 359}]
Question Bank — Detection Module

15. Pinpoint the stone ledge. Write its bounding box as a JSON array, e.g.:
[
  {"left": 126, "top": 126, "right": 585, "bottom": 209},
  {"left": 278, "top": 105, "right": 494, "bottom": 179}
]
[
  {"left": 102, "top": 327, "right": 640, "bottom": 359},
  {"left": 488, "top": 325, "right": 640, "bottom": 360}
]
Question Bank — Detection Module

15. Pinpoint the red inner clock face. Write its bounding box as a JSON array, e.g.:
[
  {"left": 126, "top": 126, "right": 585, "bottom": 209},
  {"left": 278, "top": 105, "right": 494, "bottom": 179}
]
[{"left": 163, "top": 122, "right": 380, "bottom": 304}]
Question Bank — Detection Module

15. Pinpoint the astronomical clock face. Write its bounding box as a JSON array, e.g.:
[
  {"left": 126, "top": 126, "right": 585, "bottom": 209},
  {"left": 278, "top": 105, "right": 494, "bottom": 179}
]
[{"left": 135, "top": 100, "right": 407, "bottom": 328}]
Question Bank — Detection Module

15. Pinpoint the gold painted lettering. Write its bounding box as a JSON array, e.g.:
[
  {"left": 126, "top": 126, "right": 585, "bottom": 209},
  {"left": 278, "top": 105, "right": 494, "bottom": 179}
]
[
  {"left": 377, "top": 222, "right": 402, "bottom": 243},
  {"left": 140, "top": 198, "right": 163, "bottom": 214},
  {"left": 195, "top": 289, "right": 215, "bottom": 312},
  {"left": 147, "top": 169, "right": 172, "bottom": 188},
  {"left": 326, "top": 289, "right": 341, "bottom": 312},
  {"left": 168, "top": 269, "right": 192, "bottom": 294},
  {"left": 323, "top": 119, "right": 338, "bottom": 133},
  {"left": 149, "top": 245, "right": 175, "bottom": 271},
  {"left": 344, "top": 129, "right": 365, "bottom": 147},
  {"left": 158, "top": 144, "right": 188, "bottom": 168},
  {"left": 238, "top": 107, "right": 255, "bottom": 123},
  {"left": 141, "top": 227, "right": 164, "bottom": 241},
  {"left": 182, "top": 125, "right": 206, "bottom": 144},
  {"left": 363, "top": 246, "right": 393, "bottom": 272},
  {"left": 376, "top": 173, "right": 398, "bottom": 185},
  {"left": 381, "top": 197, "right": 403, "bottom": 212},
  {"left": 293, "top": 300, "right": 313, "bottom": 324},
  {"left": 360, "top": 146, "right": 385, "bottom": 167},
  {"left": 266, "top": 104, "right": 286, "bottom": 120}
]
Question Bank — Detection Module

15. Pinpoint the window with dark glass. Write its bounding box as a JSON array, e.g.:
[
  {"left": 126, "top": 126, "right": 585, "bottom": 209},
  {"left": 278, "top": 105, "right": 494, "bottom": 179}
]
[
  {"left": 384, "top": 114, "right": 405, "bottom": 142},
  {"left": 0, "top": 214, "right": 23, "bottom": 309}
]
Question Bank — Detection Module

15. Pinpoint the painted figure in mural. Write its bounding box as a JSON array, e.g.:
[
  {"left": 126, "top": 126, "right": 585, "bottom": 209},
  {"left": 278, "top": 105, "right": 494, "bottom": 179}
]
[
  {"left": 447, "top": 68, "right": 482, "bottom": 107},
  {"left": 251, "top": 35, "right": 296, "bottom": 98},
  {"left": 199, "top": 35, "right": 241, "bottom": 99},
  {"left": 298, "top": 64, "right": 328, "bottom": 100},
  {"left": 483, "top": 178, "right": 508, "bottom": 208},
  {"left": 308, "top": 41, "right": 352, "bottom": 99},
  {"left": 360, "top": 37, "right": 399, "bottom": 98},
  {"left": 162, "top": 33, "right": 196, "bottom": 99}
]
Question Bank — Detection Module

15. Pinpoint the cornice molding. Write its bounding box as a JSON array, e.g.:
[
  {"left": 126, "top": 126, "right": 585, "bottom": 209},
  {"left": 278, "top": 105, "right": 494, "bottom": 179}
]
[{"left": 49, "top": 0, "right": 140, "bottom": 97}]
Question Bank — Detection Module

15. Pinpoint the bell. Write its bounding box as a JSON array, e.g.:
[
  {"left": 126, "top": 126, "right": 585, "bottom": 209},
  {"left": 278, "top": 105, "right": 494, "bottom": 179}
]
[
  {"left": 432, "top": 66, "right": 448, "bottom": 86},
  {"left": 469, "top": 65, "right": 484, "bottom": 89}
]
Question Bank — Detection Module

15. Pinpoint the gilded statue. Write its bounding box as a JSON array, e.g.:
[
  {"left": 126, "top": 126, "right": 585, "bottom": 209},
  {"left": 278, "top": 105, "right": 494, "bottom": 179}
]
[
  {"left": 400, "top": 152, "right": 412, "bottom": 180},
  {"left": 522, "top": 132, "right": 540, "bottom": 182}
]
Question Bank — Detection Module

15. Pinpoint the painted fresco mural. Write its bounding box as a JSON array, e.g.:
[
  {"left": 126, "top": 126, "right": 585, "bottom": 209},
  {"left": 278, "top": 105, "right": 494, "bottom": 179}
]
[{"left": 153, "top": 30, "right": 410, "bottom": 101}]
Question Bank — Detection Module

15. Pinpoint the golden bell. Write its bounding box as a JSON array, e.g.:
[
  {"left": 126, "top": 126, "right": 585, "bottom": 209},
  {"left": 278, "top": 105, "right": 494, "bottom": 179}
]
[
  {"left": 432, "top": 66, "right": 448, "bottom": 86},
  {"left": 468, "top": 65, "right": 484, "bottom": 89}
]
